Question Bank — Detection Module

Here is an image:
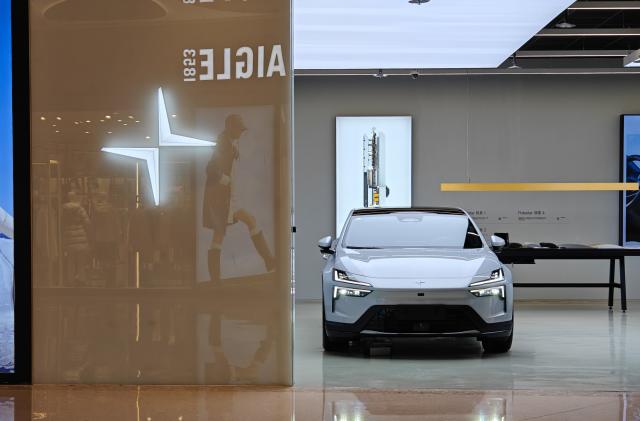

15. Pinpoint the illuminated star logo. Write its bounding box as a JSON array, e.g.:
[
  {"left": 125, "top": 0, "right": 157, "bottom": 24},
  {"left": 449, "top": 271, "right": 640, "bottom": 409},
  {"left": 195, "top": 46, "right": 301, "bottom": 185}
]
[{"left": 102, "top": 88, "right": 215, "bottom": 206}]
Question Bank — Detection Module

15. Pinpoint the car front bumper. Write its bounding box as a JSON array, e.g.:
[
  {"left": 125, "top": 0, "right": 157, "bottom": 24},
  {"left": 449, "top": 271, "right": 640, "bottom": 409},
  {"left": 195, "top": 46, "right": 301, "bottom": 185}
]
[
  {"left": 323, "top": 286, "right": 513, "bottom": 339},
  {"left": 325, "top": 304, "right": 513, "bottom": 340}
]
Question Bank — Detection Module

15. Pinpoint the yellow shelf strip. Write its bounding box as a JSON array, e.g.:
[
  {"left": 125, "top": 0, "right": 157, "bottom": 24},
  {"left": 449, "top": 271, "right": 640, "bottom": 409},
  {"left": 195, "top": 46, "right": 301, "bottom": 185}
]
[{"left": 441, "top": 182, "right": 640, "bottom": 192}]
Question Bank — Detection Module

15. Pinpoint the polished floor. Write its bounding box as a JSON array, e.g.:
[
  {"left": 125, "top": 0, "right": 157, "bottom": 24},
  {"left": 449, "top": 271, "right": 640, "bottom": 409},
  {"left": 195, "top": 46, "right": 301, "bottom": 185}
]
[
  {"left": 1, "top": 385, "right": 639, "bottom": 420},
  {"left": 1, "top": 301, "right": 639, "bottom": 420},
  {"left": 295, "top": 300, "right": 640, "bottom": 390}
]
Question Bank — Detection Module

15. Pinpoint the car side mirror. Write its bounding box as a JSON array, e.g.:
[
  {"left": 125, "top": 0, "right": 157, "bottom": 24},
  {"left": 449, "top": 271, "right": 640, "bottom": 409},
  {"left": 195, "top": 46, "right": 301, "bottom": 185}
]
[
  {"left": 491, "top": 235, "right": 506, "bottom": 249},
  {"left": 318, "top": 235, "right": 334, "bottom": 259}
]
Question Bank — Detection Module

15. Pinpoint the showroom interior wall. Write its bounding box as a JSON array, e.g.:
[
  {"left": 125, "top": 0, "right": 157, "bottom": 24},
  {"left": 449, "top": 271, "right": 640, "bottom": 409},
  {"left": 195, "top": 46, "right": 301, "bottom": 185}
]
[
  {"left": 294, "top": 74, "right": 640, "bottom": 301},
  {"left": 29, "top": 1, "right": 292, "bottom": 384}
]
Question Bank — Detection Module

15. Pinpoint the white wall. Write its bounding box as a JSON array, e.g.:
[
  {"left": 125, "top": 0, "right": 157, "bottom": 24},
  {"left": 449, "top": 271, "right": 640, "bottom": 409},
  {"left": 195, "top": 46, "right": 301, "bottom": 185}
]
[{"left": 294, "top": 74, "right": 640, "bottom": 301}]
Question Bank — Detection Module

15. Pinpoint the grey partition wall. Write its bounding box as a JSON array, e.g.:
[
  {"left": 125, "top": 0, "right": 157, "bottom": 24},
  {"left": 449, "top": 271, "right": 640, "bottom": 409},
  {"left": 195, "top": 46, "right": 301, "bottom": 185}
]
[{"left": 295, "top": 75, "right": 640, "bottom": 301}]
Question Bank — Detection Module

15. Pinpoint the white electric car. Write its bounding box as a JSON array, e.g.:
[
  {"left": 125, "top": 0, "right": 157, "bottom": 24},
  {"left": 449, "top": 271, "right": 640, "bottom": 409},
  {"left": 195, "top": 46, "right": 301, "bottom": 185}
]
[{"left": 318, "top": 207, "right": 513, "bottom": 353}]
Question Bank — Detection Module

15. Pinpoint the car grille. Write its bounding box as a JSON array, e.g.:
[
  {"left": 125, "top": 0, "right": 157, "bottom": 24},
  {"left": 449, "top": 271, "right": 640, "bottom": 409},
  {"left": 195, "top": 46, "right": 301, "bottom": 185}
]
[{"left": 362, "top": 305, "right": 479, "bottom": 334}]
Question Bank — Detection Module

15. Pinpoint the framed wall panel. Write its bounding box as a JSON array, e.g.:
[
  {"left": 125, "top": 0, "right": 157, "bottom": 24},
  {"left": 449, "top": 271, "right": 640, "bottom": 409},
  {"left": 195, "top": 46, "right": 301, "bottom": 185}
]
[{"left": 336, "top": 116, "right": 412, "bottom": 234}]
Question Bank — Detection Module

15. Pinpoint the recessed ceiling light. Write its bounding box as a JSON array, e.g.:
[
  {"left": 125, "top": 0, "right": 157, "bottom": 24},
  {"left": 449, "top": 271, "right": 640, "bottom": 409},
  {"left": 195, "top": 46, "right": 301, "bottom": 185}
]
[
  {"left": 508, "top": 54, "right": 521, "bottom": 69},
  {"left": 56, "top": 116, "right": 62, "bottom": 121},
  {"left": 40, "top": 116, "right": 46, "bottom": 121},
  {"left": 373, "top": 69, "right": 388, "bottom": 78},
  {"left": 105, "top": 115, "right": 111, "bottom": 119},
  {"left": 555, "top": 21, "right": 575, "bottom": 29},
  {"left": 555, "top": 10, "right": 575, "bottom": 29}
]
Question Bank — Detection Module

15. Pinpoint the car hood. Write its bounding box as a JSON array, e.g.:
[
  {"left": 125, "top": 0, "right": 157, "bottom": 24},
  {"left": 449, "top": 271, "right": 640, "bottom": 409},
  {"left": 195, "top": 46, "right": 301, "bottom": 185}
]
[{"left": 335, "top": 247, "right": 500, "bottom": 281}]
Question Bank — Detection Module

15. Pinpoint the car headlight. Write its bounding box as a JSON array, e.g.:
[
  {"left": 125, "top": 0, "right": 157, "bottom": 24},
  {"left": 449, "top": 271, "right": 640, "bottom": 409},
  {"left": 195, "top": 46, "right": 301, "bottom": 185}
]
[
  {"left": 469, "top": 268, "right": 504, "bottom": 287},
  {"left": 333, "top": 286, "right": 372, "bottom": 299},
  {"left": 333, "top": 269, "right": 372, "bottom": 287},
  {"left": 331, "top": 285, "right": 372, "bottom": 312},
  {"left": 470, "top": 285, "right": 505, "bottom": 299}
]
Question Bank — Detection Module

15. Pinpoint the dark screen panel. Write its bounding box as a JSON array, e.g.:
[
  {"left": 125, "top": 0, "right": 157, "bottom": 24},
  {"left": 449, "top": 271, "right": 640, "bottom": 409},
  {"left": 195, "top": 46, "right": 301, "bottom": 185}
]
[
  {"left": 621, "top": 115, "right": 640, "bottom": 247},
  {"left": 1, "top": 0, "right": 31, "bottom": 384},
  {"left": 0, "top": 0, "right": 15, "bottom": 376}
]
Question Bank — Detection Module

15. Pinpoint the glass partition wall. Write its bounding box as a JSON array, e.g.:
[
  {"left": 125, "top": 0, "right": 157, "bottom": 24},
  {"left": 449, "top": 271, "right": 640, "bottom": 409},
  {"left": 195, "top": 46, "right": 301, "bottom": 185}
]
[{"left": 30, "top": 0, "right": 292, "bottom": 384}]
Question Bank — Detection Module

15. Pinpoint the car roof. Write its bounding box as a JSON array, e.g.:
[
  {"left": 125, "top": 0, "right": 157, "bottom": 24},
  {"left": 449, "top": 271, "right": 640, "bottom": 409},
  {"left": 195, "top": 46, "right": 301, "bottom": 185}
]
[{"left": 351, "top": 207, "right": 466, "bottom": 216}]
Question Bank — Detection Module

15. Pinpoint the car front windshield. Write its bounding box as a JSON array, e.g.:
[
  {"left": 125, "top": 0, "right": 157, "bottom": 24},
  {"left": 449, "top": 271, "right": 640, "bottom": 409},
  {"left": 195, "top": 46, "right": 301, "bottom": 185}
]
[{"left": 343, "top": 212, "right": 483, "bottom": 249}]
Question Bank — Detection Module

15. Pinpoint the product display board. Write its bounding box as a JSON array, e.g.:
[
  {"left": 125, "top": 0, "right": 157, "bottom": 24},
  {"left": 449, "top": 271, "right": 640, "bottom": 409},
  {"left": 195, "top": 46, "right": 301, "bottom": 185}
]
[
  {"left": 30, "top": 0, "right": 292, "bottom": 385},
  {"left": 336, "top": 116, "right": 411, "bottom": 234},
  {"left": 621, "top": 115, "right": 640, "bottom": 247},
  {"left": 0, "top": 0, "right": 15, "bottom": 375}
]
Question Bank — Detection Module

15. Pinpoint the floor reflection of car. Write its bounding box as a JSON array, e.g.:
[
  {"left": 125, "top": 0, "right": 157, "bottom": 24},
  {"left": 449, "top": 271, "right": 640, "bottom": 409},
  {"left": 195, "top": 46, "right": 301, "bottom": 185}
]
[
  {"left": 324, "top": 391, "right": 507, "bottom": 420},
  {"left": 318, "top": 207, "right": 513, "bottom": 353}
]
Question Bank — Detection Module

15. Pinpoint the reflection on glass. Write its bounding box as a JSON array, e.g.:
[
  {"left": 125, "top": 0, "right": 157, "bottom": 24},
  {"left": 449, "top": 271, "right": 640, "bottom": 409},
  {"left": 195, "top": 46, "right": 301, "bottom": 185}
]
[
  {"left": 0, "top": 397, "right": 14, "bottom": 420},
  {"left": 31, "top": 104, "right": 289, "bottom": 383},
  {"left": 198, "top": 109, "right": 276, "bottom": 282},
  {"left": 202, "top": 114, "right": 274, "bottom": 283}
]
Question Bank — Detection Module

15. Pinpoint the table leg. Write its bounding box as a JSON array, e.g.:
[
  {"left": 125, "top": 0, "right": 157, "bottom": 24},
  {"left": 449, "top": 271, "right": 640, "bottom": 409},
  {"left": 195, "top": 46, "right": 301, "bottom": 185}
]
[
  {"left": 620, "top": 257, "right": 627, "bottom": 312},
  {"left": 609, "top": 259, "right": 615, "bottom": 310}
]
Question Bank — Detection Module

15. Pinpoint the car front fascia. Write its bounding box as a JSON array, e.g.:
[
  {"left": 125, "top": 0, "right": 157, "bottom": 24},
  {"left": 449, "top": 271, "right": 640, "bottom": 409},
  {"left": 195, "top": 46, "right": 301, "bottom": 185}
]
[{"left": 323, "top": 264, "right": 513, "bottom": 338}]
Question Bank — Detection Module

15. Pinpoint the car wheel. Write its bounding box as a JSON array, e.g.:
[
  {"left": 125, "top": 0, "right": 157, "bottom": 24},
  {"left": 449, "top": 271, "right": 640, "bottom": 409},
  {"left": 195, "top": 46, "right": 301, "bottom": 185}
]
[
  {"left": 482, "top": 327, "right": 513, "bottom": 354},
  {"left": 322, "top": 307, "right": 349, "bottom": 352}
]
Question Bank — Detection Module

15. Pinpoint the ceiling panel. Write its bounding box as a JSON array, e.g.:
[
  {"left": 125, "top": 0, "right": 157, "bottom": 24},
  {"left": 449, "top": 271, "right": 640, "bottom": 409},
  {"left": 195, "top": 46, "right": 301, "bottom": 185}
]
[{"left": 294, "top": 0, "right": 574, "bottom": 69}]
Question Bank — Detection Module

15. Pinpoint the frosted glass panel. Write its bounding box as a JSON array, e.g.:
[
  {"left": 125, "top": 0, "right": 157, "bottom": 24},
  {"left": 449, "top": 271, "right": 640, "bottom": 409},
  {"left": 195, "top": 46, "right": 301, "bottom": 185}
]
[{"left": 30, "top": 0, "right": 292, "bottom": 384}]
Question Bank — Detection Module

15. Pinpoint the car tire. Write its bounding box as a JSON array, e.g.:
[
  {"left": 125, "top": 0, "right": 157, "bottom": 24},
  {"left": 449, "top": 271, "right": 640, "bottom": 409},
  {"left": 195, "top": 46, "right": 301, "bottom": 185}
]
[
  {"left": 482, "top": 326, "right": 513, "bottom": 353},
  {"left": 322, "top": 309, "right": 349, "bottom": 352}
]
